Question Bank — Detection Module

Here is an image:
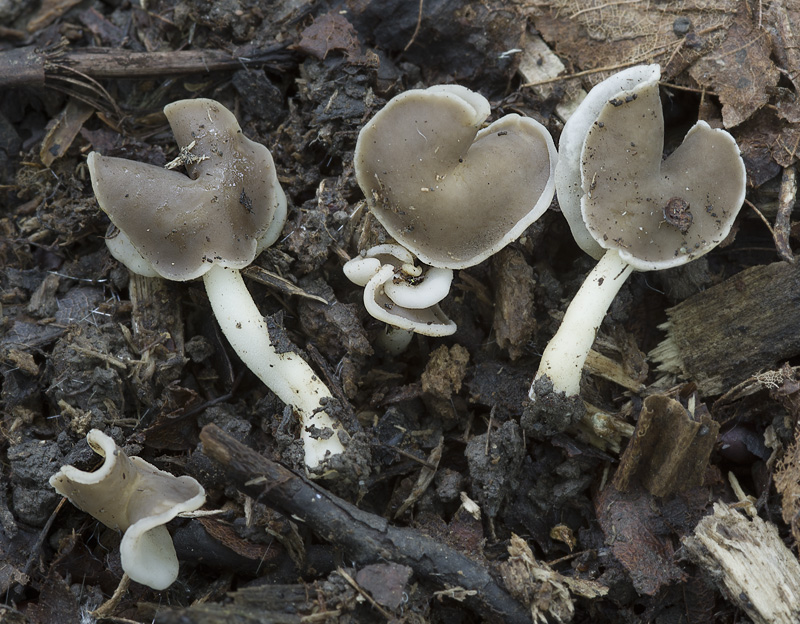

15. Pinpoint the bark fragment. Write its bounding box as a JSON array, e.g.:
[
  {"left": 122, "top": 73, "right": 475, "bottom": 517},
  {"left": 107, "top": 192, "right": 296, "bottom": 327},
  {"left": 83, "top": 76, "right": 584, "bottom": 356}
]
[
  {"left": 652, "top": 261, "right": 800, "bottom": 396},
  {"left": 682, "top": 502, "right": 800, "bottom": 624},
  {"left": 613, "top": 394, "right": 718, "bottom": 497}
]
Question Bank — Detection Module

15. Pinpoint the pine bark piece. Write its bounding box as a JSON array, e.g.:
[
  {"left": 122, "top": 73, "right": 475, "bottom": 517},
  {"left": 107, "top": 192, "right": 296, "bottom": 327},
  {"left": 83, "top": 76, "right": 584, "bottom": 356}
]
[
  {"left": 682, "top": 502, "right": 800, "bottom": 624},
  {"left": 595, "top": 483, "right": 686, "bottom": 596},
  {"left": 651, "top": 261, "right": 800, "bottom": 396},
  {"left": 491, "top": 247, "right": 537, "bottom": 360},
  {"left": 613, "top": 394, "right": 718, "bottom": 497}
]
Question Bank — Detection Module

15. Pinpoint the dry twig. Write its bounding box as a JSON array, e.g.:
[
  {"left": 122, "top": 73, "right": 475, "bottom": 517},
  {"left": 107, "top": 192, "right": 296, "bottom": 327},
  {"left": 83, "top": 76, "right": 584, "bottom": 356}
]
[{"left": 199, "top": 424, "right": 531, "bottom": 624}]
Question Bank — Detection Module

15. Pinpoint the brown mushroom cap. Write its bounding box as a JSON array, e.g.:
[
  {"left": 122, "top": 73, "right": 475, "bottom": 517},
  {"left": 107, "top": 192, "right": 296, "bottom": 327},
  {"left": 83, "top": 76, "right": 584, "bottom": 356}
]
[
  {"left": 355, "top": 85, "right": 557, "bottom": 269},
  {"left": 88, "top": 98, "right": 286, "bottom": 281},
  {"left": 579, "top": 72, "right": 746, "bottom": 271}
]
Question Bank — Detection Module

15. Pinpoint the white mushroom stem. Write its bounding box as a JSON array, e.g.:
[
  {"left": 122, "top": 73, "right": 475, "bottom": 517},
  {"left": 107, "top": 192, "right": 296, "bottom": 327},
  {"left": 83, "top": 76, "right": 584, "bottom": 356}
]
[
  {"left": 375, "top": 326, "right": 414, "bottom": 356},
  {"left": 531, "top": 249, "right": 634, "bottom": 399},
  {"left": 202, "top": 264, "right": 345, "bottom": 469}
]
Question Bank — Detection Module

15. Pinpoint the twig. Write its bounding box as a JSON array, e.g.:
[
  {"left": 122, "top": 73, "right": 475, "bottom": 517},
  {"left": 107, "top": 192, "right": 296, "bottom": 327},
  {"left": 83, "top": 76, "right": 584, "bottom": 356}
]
[
  {"left": 570, "top": 0, "right": 639, "bottom": 19},
  {"left": 90, "top": 573, "right": 130, "bottom": 618},
  {"left": 659, "top": 81, "right": 718, "bottom": 97},
  {"left": 381, "top": 444, "right": 438, "bottom": 470},
  {"left": 22, "top": 498, "right": 66, "bottom": 578},
  {"left": 745, "top": 198, "right": 776, "bottom": 239},
  {"left": 0, "top": 43, "right": 294, "bottom": 90},
  {"left": 336, "top": 567, "right": 393, "bottom": 620},
  {"left": 521, "top": 59, "right": 641, "bottom": 88},
  {"left": 403, "top": 0, "right": 424, "bottom": 52},
  {"left": 199, "top": 424, "right": 531, "bottom": 624},
  {"left": 775, "top": 165, "right": 796, "bottom": 263}
]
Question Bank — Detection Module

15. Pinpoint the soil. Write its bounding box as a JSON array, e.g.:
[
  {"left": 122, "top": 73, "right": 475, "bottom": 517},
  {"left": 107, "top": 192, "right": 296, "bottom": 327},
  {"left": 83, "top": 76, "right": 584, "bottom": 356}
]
[{"left": 2, "top": 1, "right": 800, "bottom": 623}]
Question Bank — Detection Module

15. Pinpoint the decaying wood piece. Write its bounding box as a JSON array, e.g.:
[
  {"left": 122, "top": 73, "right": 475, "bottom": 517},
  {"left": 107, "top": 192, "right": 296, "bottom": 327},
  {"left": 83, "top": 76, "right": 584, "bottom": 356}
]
[
  {"left": 128, "top": 273, "right": 185, "bottom": 355},
  {"left": 499, "top": 533, "right": 607, "bottom": 623},
  {"left": 651, "top": 261, "right": 800, "bottom": 396},
  {"left": 579, "top": 402, "right": 634, "bottom": 454},
  {"left": 584, "top": 349, "right": 645, "bottom": 393},
  {"left": 774, "top": 165, "right": 796, "bottom": 263},
  {"left": 613, "top": 394, "right": 718, "bottom": 497},
  {"left": 595, "top": 483, "right": 686, "bottom": 595},
  {"left": 491, "top": 247, "right": 537, "bottom": 360},
  {"left": 682, "top": 502, "right": 800, "bottom": 624},
  {"left": 0, "top": 43, "right": 293, "bottom": 89},
  {"left": 144, "top": 584, "right": 321, "bottom": 624},
  {"left": 198, "top": 424, "right": 532, "bottom": 624},
  {"left": 775, "top": 412, "right": 800, "bottom": 543},
  {"left": 517, "top": 33, "right": 586, "bottom": 122}
]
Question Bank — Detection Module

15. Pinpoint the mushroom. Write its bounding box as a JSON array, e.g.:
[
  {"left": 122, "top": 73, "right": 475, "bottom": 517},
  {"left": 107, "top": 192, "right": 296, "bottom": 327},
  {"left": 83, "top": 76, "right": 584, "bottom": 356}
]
[
  {"left": 343, "top": 244, "right": 455, "bottom": 351},
  {"left": 87, "top": 98, "right": 344, "bottom": 469},
  {"left": 49, "top": 429, "right": 205, "bottom": 590},
  {"left": 531, "top": 64, "right": 746, "bottom": 402},
  {"left": 354, "top": 84, "right": 557, "bottom": 269}
]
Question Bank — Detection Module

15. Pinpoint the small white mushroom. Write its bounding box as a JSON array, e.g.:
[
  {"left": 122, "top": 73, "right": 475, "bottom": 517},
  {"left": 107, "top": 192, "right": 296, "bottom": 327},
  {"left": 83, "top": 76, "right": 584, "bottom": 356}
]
[
  {"left": 532, "top": 64, "right": 746, "bottom": 401},
  {"left": 87, "top": 99, "right": 344, "bottom": 469},
  {"left": 49, "top": 429, "right": 205, "bottom": 590},
  {"left": 344, "top": 244, "right": 456, "bottom": 341}
]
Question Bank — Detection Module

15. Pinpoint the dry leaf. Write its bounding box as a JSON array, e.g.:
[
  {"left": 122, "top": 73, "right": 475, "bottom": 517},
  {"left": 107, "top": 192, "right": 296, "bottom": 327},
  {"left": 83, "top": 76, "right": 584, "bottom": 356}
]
[
  {"left": 689, "top": 4, "right": 779, "bottom": 127},
  {"left": 296, "top": 13, "right": 360, "bottom": 61},
  {"left": 534, "top": 0, "right": 736, "bottom": 84},
  {"left": 40, "top": 99, "right": 94, "bottom": 167}
]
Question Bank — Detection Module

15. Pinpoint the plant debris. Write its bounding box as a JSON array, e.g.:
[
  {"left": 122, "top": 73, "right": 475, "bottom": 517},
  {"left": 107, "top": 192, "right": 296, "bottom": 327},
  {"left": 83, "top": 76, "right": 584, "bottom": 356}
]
[{"left": 3, "top": 0, "right": 800, "bottom": 621}]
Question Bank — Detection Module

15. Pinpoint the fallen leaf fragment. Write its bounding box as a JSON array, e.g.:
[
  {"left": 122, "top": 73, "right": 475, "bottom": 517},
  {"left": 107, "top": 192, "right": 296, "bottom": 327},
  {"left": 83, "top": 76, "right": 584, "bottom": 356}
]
[
  {"left": 689, "top": 6, "right": 779, "bottom": 127},
  {"left": 296, "top": 13, "right": 360, "bottom": 60},
  {"left": 40, "top": 98, "right": 94, "bottom": 167}
]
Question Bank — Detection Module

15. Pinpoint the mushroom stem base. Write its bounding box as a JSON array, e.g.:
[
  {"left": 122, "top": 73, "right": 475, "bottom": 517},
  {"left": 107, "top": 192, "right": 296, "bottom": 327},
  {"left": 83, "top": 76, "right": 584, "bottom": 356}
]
[
  {"left": 202, "top": 264, "right": 344, "bottom": 468},
  {"left": 531, "top": 249, "right": 633, "bottom": 399}
]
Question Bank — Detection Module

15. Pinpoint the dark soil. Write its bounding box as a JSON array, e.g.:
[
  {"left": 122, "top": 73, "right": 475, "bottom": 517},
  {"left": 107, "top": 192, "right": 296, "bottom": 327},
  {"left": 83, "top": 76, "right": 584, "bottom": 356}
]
[{"left": 2, "top": 1, "right": 799, "bottom": 623}]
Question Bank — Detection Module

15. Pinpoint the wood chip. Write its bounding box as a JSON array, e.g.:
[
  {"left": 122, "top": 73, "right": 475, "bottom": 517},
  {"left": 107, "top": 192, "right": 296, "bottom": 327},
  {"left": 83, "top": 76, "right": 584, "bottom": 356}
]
[{"left": 683, "top": 502, "right": 800, "bottom": 624}]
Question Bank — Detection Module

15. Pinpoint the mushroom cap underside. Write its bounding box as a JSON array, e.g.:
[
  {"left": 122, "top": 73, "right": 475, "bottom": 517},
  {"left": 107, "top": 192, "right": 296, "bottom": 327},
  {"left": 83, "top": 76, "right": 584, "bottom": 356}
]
[
  {"left": 555, "top": 64, "right": 661, "bottom": 260},
  {"left": 343, "top": 244, "right": 456, "bottom": 336},
  {"left": 579, "top": 71, "right": 745, "bottom": 271},
  {"left": 355, "top": 87, "right": 557, "bottom": 269},
  {"left": 88, "top": 98, "right": 286, "bottom": 281},
  {"left": 49, "top": 429, "right": 205, "bottom": 589}
]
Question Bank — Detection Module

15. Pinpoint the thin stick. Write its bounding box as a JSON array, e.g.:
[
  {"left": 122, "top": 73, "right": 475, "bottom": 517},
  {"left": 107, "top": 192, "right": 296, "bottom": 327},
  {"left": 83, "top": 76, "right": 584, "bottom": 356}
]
[
  {"left": 570, "top": 0, "right": 640, "bottom": 19},
  {"left": 745, "top": 198, "right": 776, "bottom": 239},
  {"left": 775, "top": 165, "right": 797, "bottom": 263},
  {"left": 659, "top": 81, "right": 717, "bottom": 97},
  {"left": 199, "top": 424, "right": 532, "bottom": 624},
  {"left": 403, "top": 0, "right": 424, "bottom": 52},
  {"left": 521, "top": 59, "right": 641, "bottom": 88},
  {"left": 336, "top": 567, "right": 393, "bottom": 620}
]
